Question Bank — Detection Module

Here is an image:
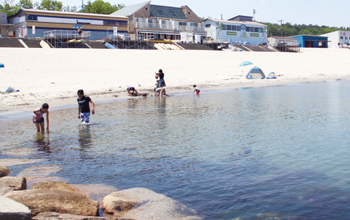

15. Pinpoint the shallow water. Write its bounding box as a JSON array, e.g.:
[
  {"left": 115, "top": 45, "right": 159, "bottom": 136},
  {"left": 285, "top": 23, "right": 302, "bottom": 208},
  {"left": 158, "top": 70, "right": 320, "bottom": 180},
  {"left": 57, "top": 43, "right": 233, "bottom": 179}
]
[{"left": 1, "top": 80, "right": 350, "bottom": 219}]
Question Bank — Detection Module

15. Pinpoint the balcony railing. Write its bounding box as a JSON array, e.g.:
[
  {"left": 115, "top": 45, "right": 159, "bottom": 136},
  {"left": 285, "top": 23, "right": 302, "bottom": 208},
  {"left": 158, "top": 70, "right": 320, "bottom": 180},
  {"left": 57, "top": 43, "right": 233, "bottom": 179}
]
[{"left": 135, "top": 22, "right": 204, "bottom": 32}]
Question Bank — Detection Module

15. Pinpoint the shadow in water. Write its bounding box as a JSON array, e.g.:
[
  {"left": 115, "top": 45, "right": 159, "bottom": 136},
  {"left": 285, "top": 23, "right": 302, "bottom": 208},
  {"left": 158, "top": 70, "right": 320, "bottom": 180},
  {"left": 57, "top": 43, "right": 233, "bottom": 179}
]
[{"left": 34, "top": 133, "right": 51, "bottom": 154}]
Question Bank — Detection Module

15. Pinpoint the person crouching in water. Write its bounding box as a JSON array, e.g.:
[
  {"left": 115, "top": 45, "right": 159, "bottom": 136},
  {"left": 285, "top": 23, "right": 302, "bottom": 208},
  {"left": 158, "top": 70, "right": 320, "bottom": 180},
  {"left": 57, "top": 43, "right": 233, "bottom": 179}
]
[
  {"left": 127, "top": 87, "right": 138, "bottom": 96},
  {"left": 33, "top": 103, "right": 49, "bottom": 133},
  {"left": 77, "top": 89, "right": 95, "bottom": 124},
  {"left": 193, "top": 85, "right": 200, "bottom": 95}
]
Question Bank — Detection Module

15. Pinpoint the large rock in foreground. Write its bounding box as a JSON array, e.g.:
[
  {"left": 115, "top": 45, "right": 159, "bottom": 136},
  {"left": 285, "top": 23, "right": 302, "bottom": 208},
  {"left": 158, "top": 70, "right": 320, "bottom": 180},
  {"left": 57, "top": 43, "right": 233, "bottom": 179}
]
[
  {"left": 0, "top": 165, "right": 11, "bottom": 178},
  {"left": 0, "top": 195, "right": 31, "bottom": 220},
  {"left": 5, "top": 189, "right": 99, "bottom": 217},
  {"left": 0, "top": 176, "right": 26, "bottom": 190},
  {"left": 0, "top": 182, "right": 13, "bottom": 196},
  {"left": 32, "top": 212, "right": 133, "bottom": 220},
  {"left": 101, "top": 188, "right": 201, "bottom": 220},
  {"left": 31, "top": 180, "right": 81, "bottom": 193}
]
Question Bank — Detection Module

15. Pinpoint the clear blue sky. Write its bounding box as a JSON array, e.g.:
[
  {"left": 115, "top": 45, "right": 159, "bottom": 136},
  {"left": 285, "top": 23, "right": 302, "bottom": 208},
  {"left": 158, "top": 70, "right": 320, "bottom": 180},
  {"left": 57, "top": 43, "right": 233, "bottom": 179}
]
[{"left": 33, "top": 0, "right": 350, "bottom": 27}]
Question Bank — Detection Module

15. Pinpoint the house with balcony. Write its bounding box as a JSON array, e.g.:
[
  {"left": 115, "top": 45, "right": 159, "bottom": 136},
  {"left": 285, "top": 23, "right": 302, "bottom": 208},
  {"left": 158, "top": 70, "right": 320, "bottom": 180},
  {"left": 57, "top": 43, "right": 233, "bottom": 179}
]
[
  {"left": 204, "top": 16, "right": 268, "bottom": 45},
  {"left": 111, "top": 1, "right": 206, "bottom": 43}
]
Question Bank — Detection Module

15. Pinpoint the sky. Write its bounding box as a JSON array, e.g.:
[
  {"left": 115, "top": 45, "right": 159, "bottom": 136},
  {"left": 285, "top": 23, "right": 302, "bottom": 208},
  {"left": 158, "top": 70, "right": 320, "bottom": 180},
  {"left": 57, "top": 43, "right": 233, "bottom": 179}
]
[{"left": 23, "top": 0, "right": 350, "bottom": 27}]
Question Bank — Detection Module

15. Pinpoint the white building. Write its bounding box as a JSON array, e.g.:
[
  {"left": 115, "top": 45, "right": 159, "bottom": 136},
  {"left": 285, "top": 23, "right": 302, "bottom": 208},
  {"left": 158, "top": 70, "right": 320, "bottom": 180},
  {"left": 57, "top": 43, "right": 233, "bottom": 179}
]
[
  {"left": 321, "top": 31, "right": 350, "bottom": 48},
  {"left": 204, "top": 16, "right": 268, "bottom": 45}
]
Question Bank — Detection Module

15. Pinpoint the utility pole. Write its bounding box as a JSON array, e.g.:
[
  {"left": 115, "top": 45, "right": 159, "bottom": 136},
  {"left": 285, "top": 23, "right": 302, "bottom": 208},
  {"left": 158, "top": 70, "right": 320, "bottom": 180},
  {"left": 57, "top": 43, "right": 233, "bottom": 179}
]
[
  {"left": 253, "top": 9, "right": 256, "bottom": 21},
  {"left": 82, "top": 0, "right": 84, "bottom": 12},
  {"left": 221, "top": 14, "right": 223, "bottom": 20},
  {"left": 277, "top": 20, "right": 284, "bottom": 36}
]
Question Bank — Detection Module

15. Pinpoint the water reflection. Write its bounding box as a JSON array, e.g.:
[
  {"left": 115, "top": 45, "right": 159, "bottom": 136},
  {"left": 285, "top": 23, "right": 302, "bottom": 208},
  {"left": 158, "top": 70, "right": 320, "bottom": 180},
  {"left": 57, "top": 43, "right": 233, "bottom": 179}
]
[
  {"left": 78, "top": 125, "right": 92, "bottom": 149},
  {"left": 34, "top": 133, "right": 51, "bottom": 153}
]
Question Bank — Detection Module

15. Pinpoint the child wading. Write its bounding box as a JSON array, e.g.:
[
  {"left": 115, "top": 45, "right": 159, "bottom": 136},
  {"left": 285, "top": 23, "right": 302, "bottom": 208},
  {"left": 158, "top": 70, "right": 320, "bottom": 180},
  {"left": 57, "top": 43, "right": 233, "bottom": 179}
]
[
  {"left": 127, "top": 87, "right": 138, "bottom": 96},
  {"left": 193, "top": 85, "right": 200, "bottom": 95},
  {"left": 77, "top": 89, "right": 95, "bottom": 124},
  {"left": 33, "top": 103, "right": 49, "bottom": 133}
]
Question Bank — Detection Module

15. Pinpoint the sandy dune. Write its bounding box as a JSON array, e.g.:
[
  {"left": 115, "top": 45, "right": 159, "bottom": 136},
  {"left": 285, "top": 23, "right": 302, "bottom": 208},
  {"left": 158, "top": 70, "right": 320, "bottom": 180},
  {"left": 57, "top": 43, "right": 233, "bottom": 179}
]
[{"left": 0, "top": 48, "right": 349, "bottom": 116}]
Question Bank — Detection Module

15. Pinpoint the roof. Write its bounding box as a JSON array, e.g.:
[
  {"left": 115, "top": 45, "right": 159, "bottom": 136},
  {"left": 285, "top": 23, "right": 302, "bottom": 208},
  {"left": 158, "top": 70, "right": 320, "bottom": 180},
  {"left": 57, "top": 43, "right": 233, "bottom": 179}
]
[
  {"left": 149, "top": 5, "right": 187, "bottom": 20},
  {"left": 268, "top": 36, "right": 297, "bottom": 39},
  {"left": 9, "top": 8, "right": 127, "bottom": 19},
  {"left": 292, "top": 34, "right": 328, "bottom": 38},
  {"left": 205, "top": 19, "right": 266, "bottom": 27},
  {"left": 228, "top": 15, "right": 253, "bottom": 20},
  {"left": 111, "top": 1, "right": 150, "bottom": 17}
]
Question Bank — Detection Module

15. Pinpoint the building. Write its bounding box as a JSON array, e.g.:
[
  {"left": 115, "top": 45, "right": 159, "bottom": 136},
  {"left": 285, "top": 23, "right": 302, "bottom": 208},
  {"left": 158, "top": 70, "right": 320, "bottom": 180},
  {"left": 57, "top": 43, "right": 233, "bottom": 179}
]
[
  {"left": 111, "top": 1, "right": 206, "bottom": 42},
  {"left": 321, "top": 31, "right": 350, "bottom": 48},
  {"left": 268, "top": 36, "right": 298, "bottom": 46},
  {"left": 6, "top": 9, "right": 128, "bottom": 40},
  {"left": 292, "top": 35, "right": 328, "bottom": 48},
  {"left": 204, "top": 15, "right": 268, "bottom": 45}
]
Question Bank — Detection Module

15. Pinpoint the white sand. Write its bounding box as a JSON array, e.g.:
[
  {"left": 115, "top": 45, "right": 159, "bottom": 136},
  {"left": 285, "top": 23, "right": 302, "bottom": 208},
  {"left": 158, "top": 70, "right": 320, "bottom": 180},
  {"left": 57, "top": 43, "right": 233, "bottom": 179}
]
[{"left": 0, "top": 48, "right": 350, "bottom": 116}]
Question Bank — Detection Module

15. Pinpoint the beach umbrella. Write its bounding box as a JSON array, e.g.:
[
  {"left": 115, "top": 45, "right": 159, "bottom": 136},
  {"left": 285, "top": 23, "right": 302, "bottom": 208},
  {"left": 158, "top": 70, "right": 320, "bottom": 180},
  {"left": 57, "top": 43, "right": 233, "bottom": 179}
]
[
  {"left": 0, "top": 63, "right": 4, "bottom": 68},
  {"left": 239, "top": 61, "right": 253, "bottom": 67}
]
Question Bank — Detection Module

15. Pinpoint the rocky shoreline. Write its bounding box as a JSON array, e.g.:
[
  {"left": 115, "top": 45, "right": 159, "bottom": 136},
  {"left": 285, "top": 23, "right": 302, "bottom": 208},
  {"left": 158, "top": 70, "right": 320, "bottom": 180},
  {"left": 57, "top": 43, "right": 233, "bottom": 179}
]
[{"left": 0, "top": 165, "right": 201, "bottom": 220}]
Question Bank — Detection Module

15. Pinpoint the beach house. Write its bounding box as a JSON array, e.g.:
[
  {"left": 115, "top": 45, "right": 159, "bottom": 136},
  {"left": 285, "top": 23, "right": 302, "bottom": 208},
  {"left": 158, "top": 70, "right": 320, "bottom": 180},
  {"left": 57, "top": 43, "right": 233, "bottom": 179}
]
[
  {"left": 111, "top": 1, "right": 206, "bottom": 43},
  {"left": 321, "top": 31, "right": 350, "bottom": 48},
  {"left": 292, "top": 35, "right": 328, "bottom": 48},
  {"left": 6, "top": 9, "right": 128, "bottom": 40},
  {"left": 204, "top": 16, "right": 268, "bottom": 45}
]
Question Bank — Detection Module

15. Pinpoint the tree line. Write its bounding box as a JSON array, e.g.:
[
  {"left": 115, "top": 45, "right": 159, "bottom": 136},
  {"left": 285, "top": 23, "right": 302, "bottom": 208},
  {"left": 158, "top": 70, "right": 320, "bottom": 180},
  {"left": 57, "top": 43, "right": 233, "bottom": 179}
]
[
  {"left": 262, "top": 22, "right": 349, "bottom": 37},
  {"left": 0, "top": 0, "right": 124, "bottom": 16}
]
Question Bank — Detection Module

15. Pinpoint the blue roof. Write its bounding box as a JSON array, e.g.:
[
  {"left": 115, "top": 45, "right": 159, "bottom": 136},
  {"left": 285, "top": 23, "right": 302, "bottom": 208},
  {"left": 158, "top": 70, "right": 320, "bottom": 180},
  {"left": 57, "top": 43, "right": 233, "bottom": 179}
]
[{"left": 149, "top": 5, "right": 187, "bottom": 20}]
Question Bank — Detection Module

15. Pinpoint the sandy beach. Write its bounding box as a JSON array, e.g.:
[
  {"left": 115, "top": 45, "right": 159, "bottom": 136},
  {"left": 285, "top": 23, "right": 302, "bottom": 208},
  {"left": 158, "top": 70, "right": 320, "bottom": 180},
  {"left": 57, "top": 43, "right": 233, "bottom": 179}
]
[{"left": 0, "top": 47, "right": 350, "bottom": 116}]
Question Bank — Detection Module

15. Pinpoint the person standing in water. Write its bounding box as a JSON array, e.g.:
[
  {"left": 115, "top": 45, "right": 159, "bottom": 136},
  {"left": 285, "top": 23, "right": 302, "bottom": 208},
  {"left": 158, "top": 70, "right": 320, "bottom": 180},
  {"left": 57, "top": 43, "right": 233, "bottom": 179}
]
[
  {"left": 193, "top": 85, "right": 200, "bottom": 95},
  {"left": 33, "top": 103, "right": 49, "bottom": 133},
  {"left": 77, "top": 89, "right": 95, "bottom": 124},
  {"left": 155, "top": 69, "right": 167, "bottom": 97}
]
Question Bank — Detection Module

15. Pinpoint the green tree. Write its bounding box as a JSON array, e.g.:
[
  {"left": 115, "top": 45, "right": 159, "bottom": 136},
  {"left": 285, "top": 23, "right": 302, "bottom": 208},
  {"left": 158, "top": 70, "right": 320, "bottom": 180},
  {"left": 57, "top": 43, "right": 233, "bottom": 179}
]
[
  {"left": 0, "top": 0, "right": 20, "bottom": 16},
  {"left": 19, "top": 0, "right": 36, "bottom": 9},
  {"left": 38, "top": 0, "right": 63, "bottom": 11},
  {"left": 84, "top": 0, "right": 124, "bottom": 14},
  {"left": 62, "top": 5, "right": 77, "bottom": 12}
]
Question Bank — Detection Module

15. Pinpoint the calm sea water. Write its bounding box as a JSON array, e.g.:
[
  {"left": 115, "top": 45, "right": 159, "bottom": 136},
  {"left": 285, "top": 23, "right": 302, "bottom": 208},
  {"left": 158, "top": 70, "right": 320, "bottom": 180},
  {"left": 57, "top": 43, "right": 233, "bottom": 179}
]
[{"left": 1, "top": 80, "right": 350, "bottom": 219}]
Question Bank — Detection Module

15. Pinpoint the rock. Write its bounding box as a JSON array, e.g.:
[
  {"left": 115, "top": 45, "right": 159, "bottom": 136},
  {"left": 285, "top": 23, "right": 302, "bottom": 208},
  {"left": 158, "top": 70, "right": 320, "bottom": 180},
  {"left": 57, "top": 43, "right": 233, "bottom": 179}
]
[
  {"left": 0, "top": 195, "right": 31, "bottom": 220},
  {"left": 72, "top": 184, "right": 118, "bottom": 202},
  {"left": 0, "top": 176, "right": 26, "bottom": 190},
  {"left": 31, "top": 180, "right": 80, "bottom": 193},
  {"left": 5, "top": 189, "right": 99, "bottom": 217},
  {"left": 0, "top": 159, "right": 46, "bottom": 167},
  {"left": 0, "top": 182, "right": 13, "bottom": 196},
  {"left": 0, "top": 165, "right": 11, "bottom": 177},
  {"left": 26, "top": 176, "right": 67, "bottom": 189},
  {"left": 101, "top": 188, "right": 201, "bottom": 220},
  {"left": 17, "top": 165, "right": 61, "bottom": 177},
  {"left": 32, "top": 212, "right": 132, "bottom": 220}
]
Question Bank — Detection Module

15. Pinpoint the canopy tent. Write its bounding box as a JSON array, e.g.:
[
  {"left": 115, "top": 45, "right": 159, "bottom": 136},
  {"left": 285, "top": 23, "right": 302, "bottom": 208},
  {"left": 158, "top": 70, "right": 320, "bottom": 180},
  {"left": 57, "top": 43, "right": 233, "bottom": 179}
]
[
  {"left": 246, "top": 66, "right": 265, "bottom": 79},
  {"left": 239, "top": 61, "right": 253, "bottom": 67},
  {"left": 0, "top": 63, "right": 4, "bottom": 68}
]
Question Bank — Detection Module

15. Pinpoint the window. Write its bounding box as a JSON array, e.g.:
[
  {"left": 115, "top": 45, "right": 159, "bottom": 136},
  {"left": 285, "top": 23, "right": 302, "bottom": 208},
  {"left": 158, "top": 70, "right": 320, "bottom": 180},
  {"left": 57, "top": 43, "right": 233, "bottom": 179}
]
[
  {"left": 226, "top": 25, "right": 232, "bottom": 31},
  {"left": 237, "top": 26, "right": 241, "bottom": 31},
  {"left": 340, "top": 36, "right": 343, "bottom": 40},
  {"left": 161, "top": 20, "right": 166, "bottom": 25},
  {"left": 145, "top": 7, "right": 148, "bottom": 11},
  {"left": 231, "top": 25, "right": 236, "bottom": 31},
  {"left": 148, "top": 19, "right": 153, "bottom": 24},
  {"left": 255, "top": 27, "right": 260, "bottom": 33},
  {"left": 205, "top": 24, "right": 211, "bottom": 28},
  {"left": 171, "top": 11, "right": 176, "bottom": 16},
  {"left": 246, "top": 27, "right": 251, "bottom": 32},
  {"left": 28, "top": 15, "right": 37, "bottom": 21},
  {"left": 223, "top": 25, "right": 227, "bottom": 30},
  {"left": 179, "top": 22, "right": 187, "bottom": 26},
  {"left": 158, "top": 10, "right": 164, "bottom": 15},
  {"left": 188, "top": 12, "right": 191, "bottom": 15},
  {"left": 190, "top": 23, "right": 198, "bottom": 27}
]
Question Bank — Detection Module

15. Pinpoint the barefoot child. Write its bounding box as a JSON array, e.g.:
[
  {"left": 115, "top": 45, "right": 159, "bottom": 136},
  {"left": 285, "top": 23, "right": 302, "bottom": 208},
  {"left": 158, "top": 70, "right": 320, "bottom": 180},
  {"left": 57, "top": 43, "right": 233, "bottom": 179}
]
[
  {"left": 33, "top": 103, "right": 49, "bottom": 133},
  {"left": 127, "top": 87, "right": 138, "bottom": 96},
  {"left": 77, "top": 89, "right": 95, "bottom": 124},
  {"left": 193, "top": 85, "right": 200, "bottom": 95}
]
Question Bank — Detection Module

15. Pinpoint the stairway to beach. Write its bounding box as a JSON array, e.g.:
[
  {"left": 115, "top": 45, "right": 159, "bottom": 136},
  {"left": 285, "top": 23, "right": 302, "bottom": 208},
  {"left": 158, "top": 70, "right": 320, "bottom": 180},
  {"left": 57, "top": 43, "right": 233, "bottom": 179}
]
[
  {"left": 176, "top": 43, "right": 212, "bottom": 50},
  {"left": 21, "top": 39, "right": 42, "bottom": 48},
  {"left": 0, "top": 38, "right": 25, "bottom": 48}
]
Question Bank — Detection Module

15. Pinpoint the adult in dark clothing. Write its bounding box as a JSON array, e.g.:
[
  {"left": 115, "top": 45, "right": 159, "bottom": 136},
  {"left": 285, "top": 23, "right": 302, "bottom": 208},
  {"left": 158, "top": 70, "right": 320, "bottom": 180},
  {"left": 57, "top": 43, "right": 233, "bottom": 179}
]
[
  {"left": 155, "top": 69, "right": 167, "bottom": 97},
  {"left": 77, "top": 89, "right": 95, "bottom": 124}
]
